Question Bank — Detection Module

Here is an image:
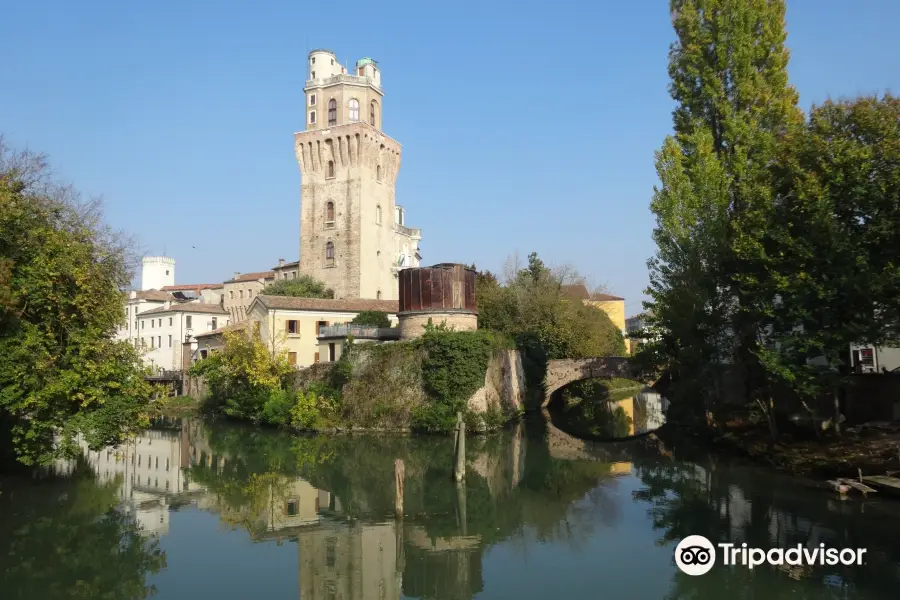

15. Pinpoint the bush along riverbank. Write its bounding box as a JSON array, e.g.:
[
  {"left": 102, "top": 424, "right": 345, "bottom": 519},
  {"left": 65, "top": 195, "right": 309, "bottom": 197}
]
[{"left": 189, "top": 323, "right": 525, "bottom": 435}]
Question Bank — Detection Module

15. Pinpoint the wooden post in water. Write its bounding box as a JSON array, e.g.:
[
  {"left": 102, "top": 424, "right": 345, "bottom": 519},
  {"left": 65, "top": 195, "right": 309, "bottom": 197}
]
[
  {"left": 456, "top": 476, "right": 468, "bottom": 536},
  {"left": 395, "top": 459, "right": 405, "bottom": 518},
  {"left": 453, "top": 412, "right": 466, "bottom": 482}
]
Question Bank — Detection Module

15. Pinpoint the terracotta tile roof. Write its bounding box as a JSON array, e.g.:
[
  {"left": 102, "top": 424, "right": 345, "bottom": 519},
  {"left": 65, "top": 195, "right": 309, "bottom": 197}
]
[
  {"left": 589, "top": 293, "right": 625, "bottom": 302},
  {"left": 225, "top": 271, "right": 275, "bottom": 283},
  {"left": 162, "top": 284, "right": 222, "bottom": 291},
  {"left": 194, "top": 321, "right": 248, "bottom": 338},
  {"left": 561, "top": 284, "right": 624, "bottom": 302},
  {"left": 561, "top": 284, "right": 590, "bottom": 300},
  {"left": 139, "top": 303, "right": 229, "bottom": 316},
  {"left": 132, "top": 290, "right": 172, "bottom": 301},
  {"left": 256, "top": 295, "right": 399, "bottom": 313}
]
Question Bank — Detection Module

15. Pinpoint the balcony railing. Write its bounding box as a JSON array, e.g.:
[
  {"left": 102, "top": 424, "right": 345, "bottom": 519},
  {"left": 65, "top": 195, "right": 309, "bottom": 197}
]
[
  {"left": 306, "top": 73, "right": 380, "bottom": 90},
  {"left": 393, "top": 223, "right": 422, "bottom": 238},
  {"left": 317, "top": 325, "right": 400, "bottom": 340}
]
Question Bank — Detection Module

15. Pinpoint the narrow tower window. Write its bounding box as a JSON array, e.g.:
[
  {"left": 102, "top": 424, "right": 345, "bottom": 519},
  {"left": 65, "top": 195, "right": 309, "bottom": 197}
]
[
  {"left": 376, "top": 165, "right": 382, "bottom": 182},
  {"left": 348, "top": 98, "right": 359, "bottom": 121},
  {"left": 325, "top": 201, "right": 335, "bottom": 225},
  {"left": 326, "top": 160, "right": 334, "bottom": 178},
  {"left": 325, "top": 241, "right": 335, "bottom": 266},
  {"left": 376, "top": 204, "right": 382, "bottom": 225},
  {"left": 309, "top": 111, "right": 316, "bottom": 124},
  {"left": 376, "top": 290, "right": 382, "bottom": 300},
  {"left": 309, "top": 93, "right": 316, "bottom": 106},
  {"left": 370, "top": 101, "right": 377, "bottom": 126},
  {"left": 328, "top": 99, "right": 336, "bottom": 126}
]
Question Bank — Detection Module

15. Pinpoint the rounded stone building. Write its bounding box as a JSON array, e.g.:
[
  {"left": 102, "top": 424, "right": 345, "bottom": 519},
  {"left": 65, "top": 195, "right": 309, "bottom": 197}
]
[{"left": 397, "top": 263, "right": 478, "bottom": 339}]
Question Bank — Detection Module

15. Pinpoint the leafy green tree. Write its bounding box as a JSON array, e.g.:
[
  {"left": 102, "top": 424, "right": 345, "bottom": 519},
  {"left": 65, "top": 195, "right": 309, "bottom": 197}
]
[
  {"left": 189, "top": 329, "right": 295, "bottom": 421},
  {"left": 350, "top": 310, "right": 391, "bottom": 328},
  {"left": 476, "top": 253, "right": 624, "bottom": 360},
  {"left": 263, "top": 275, "right": 334, "bottom": 298},
  {"left": 0, "top": 141, "right": 154, "bottom": 465},
  {"left": 643, "top": 0, "right": 804, "bottom": 435},
  {"left": 762, "top": 95, "right": 900, "bottom": 433}
]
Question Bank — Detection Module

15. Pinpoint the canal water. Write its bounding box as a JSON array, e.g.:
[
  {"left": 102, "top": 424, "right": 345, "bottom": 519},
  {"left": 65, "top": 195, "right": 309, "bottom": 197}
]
[{"left": 3, "top": 409, "right": 900, "bottom": 599}]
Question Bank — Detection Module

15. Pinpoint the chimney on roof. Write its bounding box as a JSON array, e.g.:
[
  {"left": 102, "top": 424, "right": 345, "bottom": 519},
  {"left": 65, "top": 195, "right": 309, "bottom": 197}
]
[
  {"left": 278, "top": 258, "right": 285, "bottom": 267},
  {"left": 234, "top": 272, "right": 241, "bottom": 280}
]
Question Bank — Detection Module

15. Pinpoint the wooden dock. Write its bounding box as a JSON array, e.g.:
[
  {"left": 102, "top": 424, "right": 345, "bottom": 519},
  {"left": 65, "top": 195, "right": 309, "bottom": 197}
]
[{"left": 861, "top": 475, "right": 900, "bottom": 497}]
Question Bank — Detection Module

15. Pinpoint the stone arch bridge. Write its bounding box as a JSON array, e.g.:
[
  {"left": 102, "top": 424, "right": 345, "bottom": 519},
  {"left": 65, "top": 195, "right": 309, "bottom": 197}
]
[{"left": 542, "top": 357, "right": 645, "bottom": 408}]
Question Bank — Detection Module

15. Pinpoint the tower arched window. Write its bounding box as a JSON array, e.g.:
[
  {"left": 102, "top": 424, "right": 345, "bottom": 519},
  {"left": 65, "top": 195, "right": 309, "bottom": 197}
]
[
  {"left": 370, "top": 101, "right": 377, "bottom": 126},
  {"left": 348, "top": 98, "right": 359, "bottom": 121},
  {"left": 376, "top": 204, "right": 382, "bottom": 225},
  {"left": 325, "top": 241, "right": 335, "bottom": 266},
  {"left": 328, "top": 98, "right": 336, "bottom": 126},
  {"left": 327, "top": 160, "right": 335, "bottom": 178},
  {"left": 325, "top": 201, "right": 335, "bottom": 225},
  {"left": 376, "top": 165, "right": 382, "bottom": 182},
  {"left": 376, "top": 290, "right": 382, "bottom": 300}
]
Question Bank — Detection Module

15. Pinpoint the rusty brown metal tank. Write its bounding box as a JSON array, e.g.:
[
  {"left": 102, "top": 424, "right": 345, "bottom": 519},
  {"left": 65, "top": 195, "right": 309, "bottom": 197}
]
[{"left": 398, "top": 263, "right": 476, "bottom": 313}]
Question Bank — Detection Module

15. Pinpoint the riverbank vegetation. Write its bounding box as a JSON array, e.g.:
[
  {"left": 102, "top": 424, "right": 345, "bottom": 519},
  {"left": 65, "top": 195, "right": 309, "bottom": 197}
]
[
  {"left": 0, "top": 141, "right": 155, "bottom": 465},
  {"left": 193, "top": 251, "right": 629, "bottom": 437},
  {"left": 636, "top": 0, "right": 900, "bottom": 452},
  {"left": 191, "top": 324, "right": 512, "bottom": 434}
]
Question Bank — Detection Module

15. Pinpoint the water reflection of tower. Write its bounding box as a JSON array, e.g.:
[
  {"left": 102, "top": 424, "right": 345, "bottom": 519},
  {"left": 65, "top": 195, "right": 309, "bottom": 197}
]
[
  {"left": 297, "top": 522, "right": 400, "bottom": 600},
  {"left": 402, "top": 533, "right": 483, "bottom": 600}
]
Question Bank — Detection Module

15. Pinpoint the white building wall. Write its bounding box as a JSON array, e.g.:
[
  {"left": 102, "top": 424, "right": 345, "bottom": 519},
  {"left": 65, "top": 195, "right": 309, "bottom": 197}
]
[
  {"left": 135, "top": 310, "right": 229, "bottom": 371},
  {"left": 118, "top": 297, "right": 168, "bottom": 342}
]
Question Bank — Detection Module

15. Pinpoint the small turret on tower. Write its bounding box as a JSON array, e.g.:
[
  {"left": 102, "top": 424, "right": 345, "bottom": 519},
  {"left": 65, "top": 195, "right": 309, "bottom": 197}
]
[{"left": 304, "top": 50, "right": 383, "bottom": 132}]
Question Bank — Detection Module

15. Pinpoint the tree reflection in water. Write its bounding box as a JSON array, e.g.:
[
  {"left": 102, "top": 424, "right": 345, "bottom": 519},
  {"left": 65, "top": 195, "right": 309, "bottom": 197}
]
[
  {"left": 186, "top": 417, "right": 627, "bottom": 600},
  {"left": 0, "top": 456, "right": 166, "bottom": 600},
  {"left": 11, "top": 415, "right": 900, "bottom": 600},
  {"left": 633, "top": 454, "right": 900, "bottom": 599}
]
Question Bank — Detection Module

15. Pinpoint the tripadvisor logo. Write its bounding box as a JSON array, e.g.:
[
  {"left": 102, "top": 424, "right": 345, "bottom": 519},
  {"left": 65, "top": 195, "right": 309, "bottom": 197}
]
[
  {"left": 675, "top": 536, "right": 716, "bottom": 576},
  {"left": 674, "top": 535, "right": 867, "bottom": 576}
]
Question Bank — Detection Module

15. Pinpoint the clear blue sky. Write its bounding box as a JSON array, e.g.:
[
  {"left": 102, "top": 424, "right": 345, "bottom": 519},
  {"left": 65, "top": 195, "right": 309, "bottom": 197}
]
[{"left": 2, "top": 1, "right": 898, "bottom": 315}]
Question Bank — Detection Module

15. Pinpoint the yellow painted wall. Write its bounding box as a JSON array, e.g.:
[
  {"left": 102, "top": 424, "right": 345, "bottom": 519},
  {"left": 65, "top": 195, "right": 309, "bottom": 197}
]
[
  {"left": 249, "top": 304, "right": 398, "bottom": 367},
  {"left": 587, "top": 299, "right": 626, "bottom": 336},
  {"left": 610, "top": 396, "right": 635, "bottom": 436}
]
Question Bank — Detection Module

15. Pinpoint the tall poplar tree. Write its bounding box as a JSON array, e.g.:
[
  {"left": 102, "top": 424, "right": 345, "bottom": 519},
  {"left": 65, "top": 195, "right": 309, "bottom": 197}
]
[{"left": 645, "top": 0, "right": 803, "bottom": 430}]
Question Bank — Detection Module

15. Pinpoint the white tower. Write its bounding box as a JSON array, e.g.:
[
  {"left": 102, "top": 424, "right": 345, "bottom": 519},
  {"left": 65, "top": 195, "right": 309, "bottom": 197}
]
[{"left": 141, "top": 256, "right": 175, "bottom": 291}]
